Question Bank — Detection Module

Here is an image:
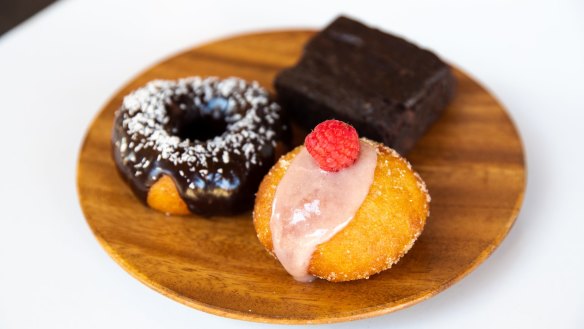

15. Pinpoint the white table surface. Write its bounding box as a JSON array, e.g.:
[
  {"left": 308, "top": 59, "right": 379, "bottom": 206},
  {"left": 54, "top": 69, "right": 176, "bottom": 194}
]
[{"left": 1, "top": 0, "right": 583, "bottom": 328}]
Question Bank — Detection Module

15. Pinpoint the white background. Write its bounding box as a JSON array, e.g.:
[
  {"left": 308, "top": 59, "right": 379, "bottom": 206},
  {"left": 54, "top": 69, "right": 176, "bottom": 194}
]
[{"left": 1, "top": 0, "right": 583, "bottom": 328}]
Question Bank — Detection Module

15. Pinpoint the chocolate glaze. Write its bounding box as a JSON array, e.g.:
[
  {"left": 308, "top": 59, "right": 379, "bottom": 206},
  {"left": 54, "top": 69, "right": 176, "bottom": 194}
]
[{"left": 112, "top": 77, "right": 289, "bottom": 216}]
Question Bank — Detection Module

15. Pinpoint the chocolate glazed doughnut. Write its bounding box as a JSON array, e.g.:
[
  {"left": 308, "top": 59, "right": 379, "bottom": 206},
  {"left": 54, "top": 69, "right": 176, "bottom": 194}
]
[{"left": 112, "top": 77, "right": 289, "bottom": 216}]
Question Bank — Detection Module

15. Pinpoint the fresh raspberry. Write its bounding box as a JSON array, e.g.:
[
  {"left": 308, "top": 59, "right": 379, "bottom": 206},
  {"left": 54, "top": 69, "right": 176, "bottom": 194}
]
[{"left": 304, "top": 120, "right": 360, "bottom": 172}]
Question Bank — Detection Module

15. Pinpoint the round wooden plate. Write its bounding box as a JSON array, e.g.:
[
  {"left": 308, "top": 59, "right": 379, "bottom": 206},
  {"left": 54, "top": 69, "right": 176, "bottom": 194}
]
[{"left": 77, "top": 30, "right": 525, "bottom": 324}]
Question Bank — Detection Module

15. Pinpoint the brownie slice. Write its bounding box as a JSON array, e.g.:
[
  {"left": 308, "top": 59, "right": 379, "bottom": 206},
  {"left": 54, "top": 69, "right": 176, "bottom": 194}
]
[{"left": 274, "top": 16, "right": 456, "bottom": 154}]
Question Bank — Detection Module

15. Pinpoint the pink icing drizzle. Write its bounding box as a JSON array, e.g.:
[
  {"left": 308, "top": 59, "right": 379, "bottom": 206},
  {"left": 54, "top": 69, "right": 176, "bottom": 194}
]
[{"left": 270, "top": 140, "right": 377, "bottom": 282}]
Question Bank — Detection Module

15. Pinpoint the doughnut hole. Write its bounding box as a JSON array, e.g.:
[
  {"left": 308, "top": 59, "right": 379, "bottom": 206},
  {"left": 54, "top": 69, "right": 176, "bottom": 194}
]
[
  {"left": 147, "top": 175, "right": 190, "bottom": 215},
  {"left": 174, "top": 114, "right": 227, "bottom": 141},
  {"left": 166, "top": 95, "right": 230, "bottom": 142}
]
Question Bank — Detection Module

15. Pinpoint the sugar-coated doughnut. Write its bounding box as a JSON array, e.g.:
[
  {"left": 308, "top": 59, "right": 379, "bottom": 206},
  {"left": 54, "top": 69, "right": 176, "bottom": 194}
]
[{"left": 253, "top": 138, "right": 429, "bottom": 282}]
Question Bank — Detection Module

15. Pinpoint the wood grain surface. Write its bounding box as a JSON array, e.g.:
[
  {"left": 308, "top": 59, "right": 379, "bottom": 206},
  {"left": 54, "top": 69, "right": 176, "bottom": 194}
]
[{"left": 77, "top": 30, "right": 525, "bottom": 324}]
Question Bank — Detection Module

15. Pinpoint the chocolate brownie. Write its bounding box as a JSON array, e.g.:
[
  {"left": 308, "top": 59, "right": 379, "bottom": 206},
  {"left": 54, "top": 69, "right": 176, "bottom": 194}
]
[{"left": 274, "top": 16, "right": 456, "bottom": 154}]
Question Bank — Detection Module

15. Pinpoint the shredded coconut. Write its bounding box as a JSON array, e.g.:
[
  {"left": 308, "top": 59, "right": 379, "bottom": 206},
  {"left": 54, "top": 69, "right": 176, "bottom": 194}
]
[{"left": 114, "top": 77, "right": 282, "bottom": 179}]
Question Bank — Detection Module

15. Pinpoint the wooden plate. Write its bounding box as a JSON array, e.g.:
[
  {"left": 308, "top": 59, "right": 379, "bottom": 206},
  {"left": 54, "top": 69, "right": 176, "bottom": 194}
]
[{"left": 77, "top": 30, "right": 525, "bottom": 324}]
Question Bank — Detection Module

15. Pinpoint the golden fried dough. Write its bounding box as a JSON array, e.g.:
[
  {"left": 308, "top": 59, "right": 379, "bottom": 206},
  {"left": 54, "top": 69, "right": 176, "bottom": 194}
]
[
  {"left": 253, "top": 139, "right": 430, "bottom": 282},
  {"left": 147, "top": 175, "right": 190, "bottom": 215}
]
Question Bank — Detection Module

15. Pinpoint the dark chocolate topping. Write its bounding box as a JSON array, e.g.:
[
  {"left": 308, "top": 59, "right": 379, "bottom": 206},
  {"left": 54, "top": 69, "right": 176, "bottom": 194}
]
[{"left": 112, "top": 77, "right": 288, "bottom": 216}]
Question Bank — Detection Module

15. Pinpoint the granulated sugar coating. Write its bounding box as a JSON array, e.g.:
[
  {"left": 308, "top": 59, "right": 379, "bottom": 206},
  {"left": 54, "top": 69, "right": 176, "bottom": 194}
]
[{"left": 253, "top": 139, "right": 430, "bottom": 282}]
